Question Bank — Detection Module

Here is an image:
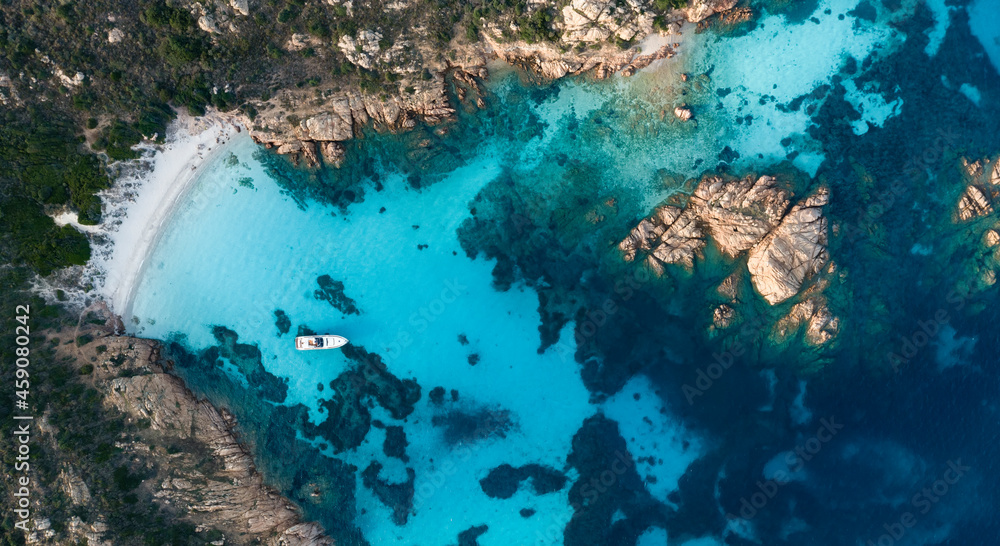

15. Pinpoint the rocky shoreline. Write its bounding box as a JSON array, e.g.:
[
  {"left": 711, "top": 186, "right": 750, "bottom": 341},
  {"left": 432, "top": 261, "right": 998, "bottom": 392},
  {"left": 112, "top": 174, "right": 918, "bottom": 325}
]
[
  {"left": 35, "top": 310, "right": 331, "bottom": 546},
  {"left": 207, "top": 0, "right": 741, "bottom": 167}
]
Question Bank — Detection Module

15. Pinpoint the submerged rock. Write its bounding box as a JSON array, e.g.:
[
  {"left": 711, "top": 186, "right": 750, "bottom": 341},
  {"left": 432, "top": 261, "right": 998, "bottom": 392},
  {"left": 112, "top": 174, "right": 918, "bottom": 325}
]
[
  {"left": 673, "top": 106, "right": 694, "bottom": 121},
  {"left": 431, "top": 406, "right": 514, "bottom": 446},
  {"left": 312, "top": 345, "right": 419, "bottom": 451},
  {"left": 361, "top": 462, "right": 416, "bottom": 525},
  {"left": 479, "top": 464, "right": 568, "bottom": 499},
  {"left": 712, "top": 304, "right": 736, "bottom": 329},
  {"left": 274, "top": 309, "right": 291, "bottom": 336},
  {"left": 456, "top": 524, "right": 489, "bottom": 546},
  {"left": 771, "top": 296, "right": 840, "bottom": 346},
  {"left": 314, "top": 274, "right": 360, "bottom": 315}
]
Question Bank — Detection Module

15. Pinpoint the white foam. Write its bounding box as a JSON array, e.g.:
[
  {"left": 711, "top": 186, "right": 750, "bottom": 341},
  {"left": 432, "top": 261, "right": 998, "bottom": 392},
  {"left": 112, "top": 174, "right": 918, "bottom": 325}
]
[{"left": 91, "top": 112, "right": 238, "bottom": 315}]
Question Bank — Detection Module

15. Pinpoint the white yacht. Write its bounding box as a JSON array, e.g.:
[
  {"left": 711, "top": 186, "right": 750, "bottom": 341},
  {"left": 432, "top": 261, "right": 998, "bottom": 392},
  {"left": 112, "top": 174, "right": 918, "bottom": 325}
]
[{"left": 295, "top": 335, "right": 349, "bottom": 351}]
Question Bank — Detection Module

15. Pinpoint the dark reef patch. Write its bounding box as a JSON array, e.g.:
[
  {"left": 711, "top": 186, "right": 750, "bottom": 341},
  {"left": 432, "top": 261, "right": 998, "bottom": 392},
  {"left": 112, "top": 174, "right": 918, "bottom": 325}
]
[
  {"left": 361, "top": 462, "right": 416, "bottom": 525},
  {"left": 206, "top": 326, "right": 287, "bottom": 403},
  {"left": 314, "top": 274, "right": 360, "bottom": 315},
  {"left": 455, "top": 524, "right": 488, "bottom": 546},
  {"left": 429, "top": 385, "right": 446, "bottom": 404},
  {"left": 310, "top": 344, "right": 420, "bottom": 452},
  {"left": 563, "top": 415, "right": 665, "bottom": 546},
  {"left": 847, "top": 0, "right": 876, "bottom": 21},
  {"left": 273, "top": 309, "right": 291, "bottom": 336},
  {"left": 479, "top": 463, "right": 567, "bottom": 499},
  {"left": 383, "top": 425, "right": 409, "bottom": 462},
  {"left": 431, "top": 406, "right": 515, "bottom": 446}
]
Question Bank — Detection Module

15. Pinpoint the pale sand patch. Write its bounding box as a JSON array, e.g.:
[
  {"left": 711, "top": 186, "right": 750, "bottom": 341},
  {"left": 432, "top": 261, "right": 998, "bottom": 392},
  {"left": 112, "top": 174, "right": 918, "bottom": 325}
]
[{"left": 93, "top": 111, "right": 241, "bottom": 316}]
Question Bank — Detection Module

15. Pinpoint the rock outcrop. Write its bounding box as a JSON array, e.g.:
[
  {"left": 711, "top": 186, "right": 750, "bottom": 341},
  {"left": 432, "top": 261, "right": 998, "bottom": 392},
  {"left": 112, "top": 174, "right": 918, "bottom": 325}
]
[
  {"left": 559, "top": 0, "right": 655, "bottom": 43},
  {"left": 232, "top": 0, "right": 738, "bottom": 167},
  {"left": 621, "top": 175, "right": 830, "bottom": 305},
  {"left": 957, "top": 184, "right": 992, "bottom": 221},
  {"left": 747, "top": 188, "right": 829, "bottom": 305},
  {"left": 771, "top": 296, "right": 840, "bottom": 346},
  {"left": 673, "top": 106, "right": 693, "bottom": 121},
  {"left": 684, "top": 0, "right": 740, "bottom": 23},
  {"left": 90, "top": 337, "right": 332, "bottom": 546},
  {"left": 953, "top": 156, "right": 1000, "bottom": 293}
]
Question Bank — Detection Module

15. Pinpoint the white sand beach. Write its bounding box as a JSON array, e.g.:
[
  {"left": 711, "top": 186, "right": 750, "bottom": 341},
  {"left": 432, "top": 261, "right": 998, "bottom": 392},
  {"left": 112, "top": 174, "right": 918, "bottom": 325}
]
[{"left": 92, "top": 111, "right": 241, "bottom": 317}]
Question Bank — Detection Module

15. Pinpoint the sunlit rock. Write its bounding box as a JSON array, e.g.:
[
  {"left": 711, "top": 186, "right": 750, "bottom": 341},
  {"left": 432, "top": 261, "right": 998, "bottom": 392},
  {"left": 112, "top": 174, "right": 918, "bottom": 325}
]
[
  {"left": 772, "top": 297, "right": 840, "bottom": 346},
  {"left": 684, "top": 0, "right": 739, "bottom": 23},
  {"left": 230, "top": 0, "right": 249, "bottom": 16},
  {"left": 620, "top": 175, "right": 825, "bottom": 301},
  {"left": 984, "top": 229, "right": 999, "bottom": 247},
  {"left": 712, "top": 304, "right": 736, "bottom": 329},
  {"left": 956, "top": 184, "right": 992, "bottom": 221},
  {"left": 747, "top": 188, "right": 829, "bottom": 305},
  {"left": 303, "top": 111, "right": 354, "bottom": 142},
  {"left": 338, "top": 30, "right": 383, "bottom": 70},
  {"left": 689, "top": 175, "right": 789, "bottom": 257},
  {"left": 198, "top": 14, "right": 219, "bottom": 34}
]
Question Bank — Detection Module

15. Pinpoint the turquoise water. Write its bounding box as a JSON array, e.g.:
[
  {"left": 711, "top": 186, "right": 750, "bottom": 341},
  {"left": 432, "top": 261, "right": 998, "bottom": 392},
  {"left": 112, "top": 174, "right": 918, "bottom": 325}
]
[{"left": 126, "top": 0, "right": 1000, "bottom": 544}]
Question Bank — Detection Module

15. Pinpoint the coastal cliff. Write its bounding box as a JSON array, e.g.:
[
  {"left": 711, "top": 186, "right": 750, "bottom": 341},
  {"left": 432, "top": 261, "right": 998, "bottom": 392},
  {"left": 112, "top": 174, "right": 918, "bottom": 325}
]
[
  {"left": 19, "top": 308, "right": 331, "bottom": 546},
  {"left": 161, "top": 0, "right": 743, "bottom": 167}
]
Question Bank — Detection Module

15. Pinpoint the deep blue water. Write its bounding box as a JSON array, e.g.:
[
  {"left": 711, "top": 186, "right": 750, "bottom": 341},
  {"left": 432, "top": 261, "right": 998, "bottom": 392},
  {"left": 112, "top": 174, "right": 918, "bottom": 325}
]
[{"left": 122, "top": 0, "right": 1000, "bottom": 544}]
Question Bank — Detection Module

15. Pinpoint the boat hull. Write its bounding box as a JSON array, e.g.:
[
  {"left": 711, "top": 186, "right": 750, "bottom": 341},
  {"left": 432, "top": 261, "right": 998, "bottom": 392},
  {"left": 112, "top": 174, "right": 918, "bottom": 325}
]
[{"left": 295, "top": 335, "right": 349, "bottom": 350}]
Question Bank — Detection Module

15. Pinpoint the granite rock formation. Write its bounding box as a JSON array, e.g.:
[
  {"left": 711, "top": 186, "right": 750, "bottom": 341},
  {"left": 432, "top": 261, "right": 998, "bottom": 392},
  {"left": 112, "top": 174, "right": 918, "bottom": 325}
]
[
  {"left": 746, "top": 188, "right": 830, "bottom": 305},
  {"left": 620, "top": 175, "right": 830, "bottom": 305},
  {"left": 191, "top": 0, "right": 740, "bottom": 167},
  {"left": 92, "top": 337, "right": 332, "bottom": 546}
]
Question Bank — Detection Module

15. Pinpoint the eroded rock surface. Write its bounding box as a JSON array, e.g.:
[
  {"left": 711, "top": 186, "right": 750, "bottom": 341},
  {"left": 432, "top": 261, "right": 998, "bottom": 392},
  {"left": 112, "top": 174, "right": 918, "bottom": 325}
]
[
  {"left": 771, "top": 296, "right": 840, "bottom": 346},
  {"left": 621, "top": 175, "right": 829, "bottom": 305},
  {"left": 957, "top": 184, "right": 993, "bottom": 221},
  {"left": 92, "top": 337, "right": 332, "bottom": 546},
  {"left": 747, "top": 188, "right": 829, "bottom": 305}
]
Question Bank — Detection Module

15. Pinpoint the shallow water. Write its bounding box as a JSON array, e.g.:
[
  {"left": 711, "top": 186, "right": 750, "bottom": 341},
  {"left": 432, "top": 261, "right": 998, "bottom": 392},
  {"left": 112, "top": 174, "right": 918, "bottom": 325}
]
[{"left": 126, "top": 0, "right": 1000, "bottom": 543}]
